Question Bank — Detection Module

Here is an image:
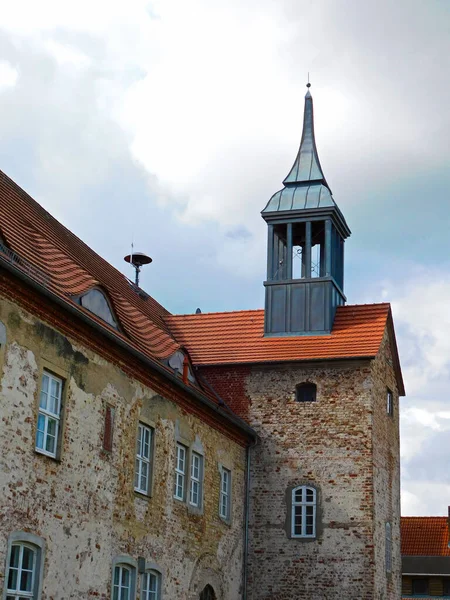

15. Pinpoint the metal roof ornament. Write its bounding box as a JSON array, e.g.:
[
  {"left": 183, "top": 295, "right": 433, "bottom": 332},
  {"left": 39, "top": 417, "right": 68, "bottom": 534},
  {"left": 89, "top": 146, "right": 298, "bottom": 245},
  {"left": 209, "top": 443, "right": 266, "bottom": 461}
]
[
  {"left": 282, "top": 82, "right": 330, "bottom": 190},
  {"left": 262, "top": 82, "right": 342, "bottom": 214}
]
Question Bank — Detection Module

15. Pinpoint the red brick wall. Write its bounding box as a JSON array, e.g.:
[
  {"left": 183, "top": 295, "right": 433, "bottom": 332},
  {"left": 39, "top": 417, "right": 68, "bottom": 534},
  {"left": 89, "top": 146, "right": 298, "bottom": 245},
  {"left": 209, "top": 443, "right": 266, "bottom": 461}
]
[{"left": 199, "top": 365, "right": 252, "bottom": 420}]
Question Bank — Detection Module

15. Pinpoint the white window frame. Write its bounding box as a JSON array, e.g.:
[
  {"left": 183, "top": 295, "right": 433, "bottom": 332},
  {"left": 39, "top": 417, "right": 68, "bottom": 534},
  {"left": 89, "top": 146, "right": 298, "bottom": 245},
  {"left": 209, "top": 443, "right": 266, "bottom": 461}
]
[
  {"left": 189, "top": 451, "right": 203, "bottom": 508},
  {"left": 141, "top": 569, "right": 161, "bottom": 600},
  {"left": 3, "top": 532, "right": 45, "bottom": 600},
  {"left": 135, "top": 423, "right": 153, "bottom": 495},
  {"left": 385, "top": 521, "right": 392, "bottom": 573},
  {"left": 35, "top": 371, "right": 63, "bottom": 458},
  {"left": 174, "top": 443, "right": 187, "bottom": 501},
  {"left": 291, "top": 485, "right": 317, "bottom": 538},
  {"left": 111, "top": 557, "right": 137, "bottom": 600},
  {"left": 387, "top": 389, "right": 393, "bottom": 416},
  {"left": 220, "top": 468, "right": 231, "bottom": 520}
]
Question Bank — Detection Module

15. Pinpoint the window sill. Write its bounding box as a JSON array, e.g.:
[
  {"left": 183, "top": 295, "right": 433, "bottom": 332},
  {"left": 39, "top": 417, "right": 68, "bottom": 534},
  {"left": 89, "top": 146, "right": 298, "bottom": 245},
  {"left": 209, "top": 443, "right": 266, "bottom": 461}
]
[
  {"left": 134, "top": 490, "right": 152, "bottom": 501},
  {"left": 34, "top": 448, "right": 60, "bottom": 462}
]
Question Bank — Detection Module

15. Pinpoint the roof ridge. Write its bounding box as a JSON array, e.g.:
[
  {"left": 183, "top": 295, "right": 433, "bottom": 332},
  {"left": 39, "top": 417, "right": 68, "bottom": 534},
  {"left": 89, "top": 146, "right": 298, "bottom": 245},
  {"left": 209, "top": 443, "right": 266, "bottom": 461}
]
[{"left": 167, "top": 308, "right": 265, "bottom": 317}]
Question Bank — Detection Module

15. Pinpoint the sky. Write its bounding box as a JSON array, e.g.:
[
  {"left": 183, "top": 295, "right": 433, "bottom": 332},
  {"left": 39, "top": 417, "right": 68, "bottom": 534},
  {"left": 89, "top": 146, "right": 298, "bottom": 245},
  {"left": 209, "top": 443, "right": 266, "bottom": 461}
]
[{"left": 0, "top": 0, "right": 449, "bottom": 515}]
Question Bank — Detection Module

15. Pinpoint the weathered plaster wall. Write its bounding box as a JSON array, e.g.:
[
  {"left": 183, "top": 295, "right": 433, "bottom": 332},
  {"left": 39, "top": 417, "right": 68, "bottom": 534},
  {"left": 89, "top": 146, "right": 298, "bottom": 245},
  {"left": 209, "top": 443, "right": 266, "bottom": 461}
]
[{"left": 0, "top": 295, "right": 246, "bottom": 600}]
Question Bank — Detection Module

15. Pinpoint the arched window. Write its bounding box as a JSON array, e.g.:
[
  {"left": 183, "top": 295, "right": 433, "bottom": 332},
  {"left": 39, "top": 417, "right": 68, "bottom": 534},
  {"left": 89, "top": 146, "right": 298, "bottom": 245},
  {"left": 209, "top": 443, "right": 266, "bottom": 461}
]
[
  {"left": 295, "top": 382, "right": 317, "bottom": 402},
  {"left": 112, "top": 556, "right": 137, "bottom": 600},
  {"left": 78, "top": 288, "right": 118, "bottom": 329},
  {"left": 141, "top": 569, "right": 161, "bottom": 599},
  {"left": 200, "top": 585, "right": 216, "bottom": 600},
  {"left": 5, "top": 532, "right": 45, "bottom": 599},
  {"left": 291, "top": 486, "right": 317, "bottom": 538}
]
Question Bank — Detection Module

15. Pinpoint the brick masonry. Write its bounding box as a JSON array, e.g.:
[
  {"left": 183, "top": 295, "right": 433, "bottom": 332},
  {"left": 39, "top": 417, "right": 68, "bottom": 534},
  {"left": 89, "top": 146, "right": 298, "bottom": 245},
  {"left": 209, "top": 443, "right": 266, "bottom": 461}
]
[
  {"left": 0, "top": 293, "right": 247, "bottom": 600},
  {"left": 201, "top": 334, "right": 401, "bottom": 599}
]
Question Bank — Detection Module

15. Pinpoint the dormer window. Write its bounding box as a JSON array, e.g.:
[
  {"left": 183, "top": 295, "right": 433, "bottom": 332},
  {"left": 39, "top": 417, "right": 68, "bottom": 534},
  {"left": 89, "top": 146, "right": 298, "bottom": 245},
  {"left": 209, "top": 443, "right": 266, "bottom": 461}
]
[{"left": 77, "top": 289, "right": 118, "bottom": 329}]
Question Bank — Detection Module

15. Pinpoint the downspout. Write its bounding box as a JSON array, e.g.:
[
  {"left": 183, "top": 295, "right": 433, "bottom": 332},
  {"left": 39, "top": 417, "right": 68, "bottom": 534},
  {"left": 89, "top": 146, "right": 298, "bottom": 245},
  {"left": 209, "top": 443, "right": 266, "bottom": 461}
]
[{"left": 243, "top": 436, "right": 258, "bottom": 600}]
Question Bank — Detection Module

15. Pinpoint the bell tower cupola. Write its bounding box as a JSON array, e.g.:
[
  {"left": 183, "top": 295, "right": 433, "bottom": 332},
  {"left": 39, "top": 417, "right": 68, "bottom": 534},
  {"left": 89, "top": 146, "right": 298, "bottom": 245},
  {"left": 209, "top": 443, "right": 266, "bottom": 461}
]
[{"left": 262, "top": 84, "right": 351, "bottom": 336}]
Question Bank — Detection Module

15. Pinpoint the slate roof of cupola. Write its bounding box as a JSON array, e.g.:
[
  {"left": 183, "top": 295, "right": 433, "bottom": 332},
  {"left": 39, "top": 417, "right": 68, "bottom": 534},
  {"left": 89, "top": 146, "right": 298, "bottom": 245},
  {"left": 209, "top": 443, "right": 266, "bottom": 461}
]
[
  {"left": 262, "top": 86, "right": 341, "bottom": 214},
  {"left": 401, "top": 517, "right": 450, "bottom": 556}
]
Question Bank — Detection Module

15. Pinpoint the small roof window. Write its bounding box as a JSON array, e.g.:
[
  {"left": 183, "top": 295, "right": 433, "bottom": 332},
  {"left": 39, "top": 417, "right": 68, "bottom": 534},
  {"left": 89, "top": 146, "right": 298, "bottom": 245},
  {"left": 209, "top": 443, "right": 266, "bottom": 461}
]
[{"left": 78, "top": 289, "right": 118, "bottom": 329}]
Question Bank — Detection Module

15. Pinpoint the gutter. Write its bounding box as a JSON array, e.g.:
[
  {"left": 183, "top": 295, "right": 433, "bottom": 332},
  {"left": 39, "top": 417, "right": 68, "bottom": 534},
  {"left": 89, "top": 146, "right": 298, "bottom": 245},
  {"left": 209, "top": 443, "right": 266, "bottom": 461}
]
[{"left": 0, "top": 255, "right": 257, "bottom": 441}]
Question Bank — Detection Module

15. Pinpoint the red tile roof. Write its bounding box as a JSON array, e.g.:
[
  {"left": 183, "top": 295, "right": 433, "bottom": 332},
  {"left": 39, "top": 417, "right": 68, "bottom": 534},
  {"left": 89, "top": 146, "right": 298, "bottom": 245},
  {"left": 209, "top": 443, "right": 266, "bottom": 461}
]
[
  {"left": 165, "top": 304, "right": 390, "bottom": 364},
  {"left": 0, "top": 168, "right": 404, "bottom": 398},
  {"left": 0, "top": 170, "right": 179, "bottom": 361},
  {"left": 401, "top": 517, "right": 450, "bottom": 556}
]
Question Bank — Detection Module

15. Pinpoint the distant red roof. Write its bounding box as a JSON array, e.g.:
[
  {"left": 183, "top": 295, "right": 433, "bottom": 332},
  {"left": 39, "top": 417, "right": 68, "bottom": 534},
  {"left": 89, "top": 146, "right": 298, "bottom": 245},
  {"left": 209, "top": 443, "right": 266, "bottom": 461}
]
[{"left": 401, "top": 517, "right": 450, "bottom": 556}]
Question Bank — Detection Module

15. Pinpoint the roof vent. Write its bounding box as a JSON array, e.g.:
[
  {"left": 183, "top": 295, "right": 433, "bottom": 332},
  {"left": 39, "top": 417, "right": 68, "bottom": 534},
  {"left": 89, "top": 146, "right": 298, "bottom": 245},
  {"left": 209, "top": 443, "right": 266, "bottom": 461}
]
[{"left": 124, "top": 252, "right": 152, "bottom": 287}]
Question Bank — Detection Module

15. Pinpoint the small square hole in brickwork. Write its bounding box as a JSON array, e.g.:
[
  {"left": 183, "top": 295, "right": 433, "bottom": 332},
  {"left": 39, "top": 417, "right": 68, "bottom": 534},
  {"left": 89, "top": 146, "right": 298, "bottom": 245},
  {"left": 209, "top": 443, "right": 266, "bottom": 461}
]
[{"left": 295, "top": 383, "right": 317, "bottom": 402}]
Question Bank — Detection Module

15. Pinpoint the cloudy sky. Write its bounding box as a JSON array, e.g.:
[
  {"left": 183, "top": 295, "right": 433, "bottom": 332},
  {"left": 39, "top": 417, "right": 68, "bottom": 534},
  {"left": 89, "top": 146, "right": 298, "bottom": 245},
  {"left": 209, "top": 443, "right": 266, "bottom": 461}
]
[{"left": 1, "top": 0, "right": 449, "bottom": 515}]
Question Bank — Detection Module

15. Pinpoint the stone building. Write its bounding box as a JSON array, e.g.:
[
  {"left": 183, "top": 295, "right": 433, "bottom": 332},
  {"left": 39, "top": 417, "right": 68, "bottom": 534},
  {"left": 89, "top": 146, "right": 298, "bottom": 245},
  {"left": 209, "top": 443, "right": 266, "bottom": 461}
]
[{"left": 0, "top": 85, "right": 404, "bottom": 599}]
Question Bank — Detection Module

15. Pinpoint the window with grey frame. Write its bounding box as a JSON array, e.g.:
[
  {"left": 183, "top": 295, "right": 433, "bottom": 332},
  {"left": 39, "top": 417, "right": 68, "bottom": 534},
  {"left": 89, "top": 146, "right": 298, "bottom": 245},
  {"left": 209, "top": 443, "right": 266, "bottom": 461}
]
[
  {"left": 141, "top": 569, "right": 161, "bottom": 600},
  {"left": 4, "top": 532, "right": 45, "bottom": 600},
  {"left": 291, "top": 485, "right": 316, "bottom": 538},
  {"left": 112, "top": 560, "right": 137, "bottom": 600}
]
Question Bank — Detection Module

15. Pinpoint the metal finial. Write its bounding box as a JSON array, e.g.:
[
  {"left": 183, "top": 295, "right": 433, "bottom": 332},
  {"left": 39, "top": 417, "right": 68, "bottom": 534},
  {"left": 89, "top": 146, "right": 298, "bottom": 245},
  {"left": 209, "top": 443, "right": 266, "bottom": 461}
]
[{"left": 307, "top": 73, "right": 311, "bottom": 88}]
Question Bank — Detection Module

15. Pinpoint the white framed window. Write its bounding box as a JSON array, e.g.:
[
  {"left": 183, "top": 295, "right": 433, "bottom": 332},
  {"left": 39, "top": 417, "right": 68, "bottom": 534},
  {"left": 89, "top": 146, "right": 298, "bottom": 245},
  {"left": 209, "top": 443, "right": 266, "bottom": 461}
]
[
  {"left": 113, "top": 564, "right": 136, "bottom": 600},
  {"left": 6, "top": 543, "right": 36, "bottom": 599},
  {"left": 135, "top": 423, "right": 153, "bottom": 495},
  {"left": 387, "top": 389, "right": 393, "bottom": 416},
  {"left": 220, "top": 468, "right": 231, "bottom": 520},
  {"left": 174, "top": 443, "right": 187, "bottom": 500},
  {"left": 189, "top": 452, "right": 203, "bottom": 507},
  {"left": 385, "top": 522, "right": 392, "bottom": 573},
  {"left": 35, "top": 371, "right": 63, "bottom": 458},
  {"left": 291, "top": 486, "right": 316, "bottom": 538},
  {"left": 141, "top": 570, "right": 160, "bottom": 600},
  {"left": 5, "top": 532, "right": 45, "bottom": 600}
]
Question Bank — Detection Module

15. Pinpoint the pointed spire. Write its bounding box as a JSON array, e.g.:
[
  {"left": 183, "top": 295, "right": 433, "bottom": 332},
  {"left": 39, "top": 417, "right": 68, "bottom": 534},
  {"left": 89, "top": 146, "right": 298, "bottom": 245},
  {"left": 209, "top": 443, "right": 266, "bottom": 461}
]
[{"left": 283, "top": 83, "right": 330, "bottom": 191}]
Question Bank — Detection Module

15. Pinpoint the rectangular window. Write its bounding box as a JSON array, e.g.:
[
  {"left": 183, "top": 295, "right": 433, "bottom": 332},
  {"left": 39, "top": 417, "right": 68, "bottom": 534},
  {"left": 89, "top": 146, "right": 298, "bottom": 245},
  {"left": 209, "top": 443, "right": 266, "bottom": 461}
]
[
  {"left": 174, "top": 443, "right": 187, "bottom": 500},
  {"left": 387, "top": 389, "right": 393, "bottom": 415},
  {"left": 189, "top": 452, "right": 203, "bottom": 507},
  {"left": 35, "top": 371, "right": 63, "bottom": 458},
  {"left": 135, "top": 423, "right": 152, "bottom": 495},
  {"left": 220, "top": 468, "right": 231, "bottom": 520}
]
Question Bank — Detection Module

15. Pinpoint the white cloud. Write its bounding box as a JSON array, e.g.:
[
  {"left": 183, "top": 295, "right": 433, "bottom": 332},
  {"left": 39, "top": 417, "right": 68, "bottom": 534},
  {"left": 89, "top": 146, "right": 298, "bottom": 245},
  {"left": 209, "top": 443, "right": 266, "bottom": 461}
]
[{"left": 0, "top": 61, "right": 18, "bottom": 92}]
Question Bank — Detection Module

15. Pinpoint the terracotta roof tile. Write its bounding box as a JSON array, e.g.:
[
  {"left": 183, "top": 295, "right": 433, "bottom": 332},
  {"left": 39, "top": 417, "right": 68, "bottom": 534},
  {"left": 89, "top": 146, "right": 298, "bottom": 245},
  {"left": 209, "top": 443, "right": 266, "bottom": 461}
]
[
  {"left": 401, "top": 517, "right": 450, "bottom": 556},
  {"left": 165, "top": 304, "right": 391, "bottom": 365}
]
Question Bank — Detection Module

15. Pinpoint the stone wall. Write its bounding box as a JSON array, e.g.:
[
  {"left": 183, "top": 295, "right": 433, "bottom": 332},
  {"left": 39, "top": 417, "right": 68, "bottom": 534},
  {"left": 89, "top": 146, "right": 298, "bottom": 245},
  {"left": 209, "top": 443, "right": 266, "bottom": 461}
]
[
  {"left": 0, "top": 293, "right": 246, "bottom": 599},
  {"left": 202, "top": 351, "right": 401, "bottom": 599}
]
